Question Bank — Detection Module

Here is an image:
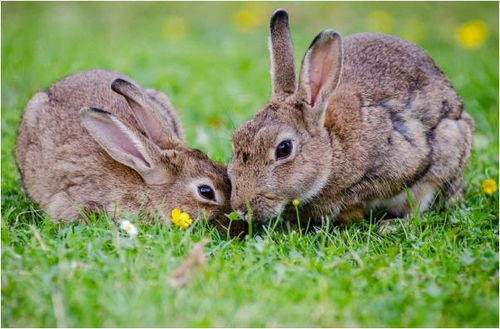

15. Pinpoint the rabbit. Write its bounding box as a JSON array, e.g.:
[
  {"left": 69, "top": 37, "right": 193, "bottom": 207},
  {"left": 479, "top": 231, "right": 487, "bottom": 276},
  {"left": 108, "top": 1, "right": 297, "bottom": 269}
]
[
  {"left": 16, "top": 69, "right": 246, "bottom": 234},
  {"left": 227, "top": 9, "right": 474, "bottom": 227}
]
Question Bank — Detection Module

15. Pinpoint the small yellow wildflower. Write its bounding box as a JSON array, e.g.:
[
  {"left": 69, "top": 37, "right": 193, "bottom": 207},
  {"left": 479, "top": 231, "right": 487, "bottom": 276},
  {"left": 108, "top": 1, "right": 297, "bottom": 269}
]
[
  {"left": 292, "top": 199, "right": 300, "bottom": 207},
  {"left": 170, "top": 208, "right": 193, "bottom": 228},
  {"left": 162, "top": 16, "right": 186, "bottom": 41},
  {"left": 232, "top": 9, "right": 262, "bottom": 33},
  {"left": 368, "top": 10, "right": 393, "bottom": 33},
  {"left": 481, "top": 179, "right": 497, "bottom": 195},
  {"left": 456, "top": 20, "right": 488, "bottom": 49}
]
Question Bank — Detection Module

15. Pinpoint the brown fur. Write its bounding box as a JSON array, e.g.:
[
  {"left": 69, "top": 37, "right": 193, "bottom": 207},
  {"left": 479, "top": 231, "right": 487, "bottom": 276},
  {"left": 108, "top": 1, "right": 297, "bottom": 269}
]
[
  {"left": 16, "top": 69, "right": 241, "bottom": 232},
  {"left": 228, "top": 9, "right": 474, "bottom": 224}
]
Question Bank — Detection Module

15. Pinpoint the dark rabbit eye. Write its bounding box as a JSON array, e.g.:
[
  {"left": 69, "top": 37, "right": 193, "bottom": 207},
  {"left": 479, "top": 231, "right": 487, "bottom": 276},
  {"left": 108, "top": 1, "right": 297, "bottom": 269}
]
[
  {"left": 275, "top": 140, "right": 293, "bottom": 160},
  {"left": 198, "top": 185, "right": 215, "bottom": 201}
]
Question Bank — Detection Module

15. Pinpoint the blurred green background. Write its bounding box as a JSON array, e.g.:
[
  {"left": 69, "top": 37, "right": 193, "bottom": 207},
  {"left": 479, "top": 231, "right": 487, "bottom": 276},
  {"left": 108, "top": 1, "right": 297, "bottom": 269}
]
[
  {"left": 2, "top": 2, "right": 498, "bottom": 327},
  {"left": 2, "top": 2, "right": 498, "bottom": 164}
]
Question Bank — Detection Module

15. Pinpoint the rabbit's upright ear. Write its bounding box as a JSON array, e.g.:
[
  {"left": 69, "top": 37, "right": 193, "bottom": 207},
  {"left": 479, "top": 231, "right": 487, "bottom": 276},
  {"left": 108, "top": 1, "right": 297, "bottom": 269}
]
[
  {"left": 297, "top": 30, "right": 343, "bottom": 124},
  {"left": 80, "top": 107, "right": 171, "bottom": 186},
  {"left": 269, "top": 8, "right": 296, "bottom": 99},
  {"left": 111, "top": 79, "right": 180, "bottom": 149}
]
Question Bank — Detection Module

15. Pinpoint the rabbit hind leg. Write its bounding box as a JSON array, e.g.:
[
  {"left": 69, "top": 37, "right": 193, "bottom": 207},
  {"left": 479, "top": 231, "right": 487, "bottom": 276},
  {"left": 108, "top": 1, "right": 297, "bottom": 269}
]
[
  {"left": 377, "top": 181, "right": 439, "bottom": 233},
  {"left": 46, "top": 192, "right": 81, "bottom": 223}
]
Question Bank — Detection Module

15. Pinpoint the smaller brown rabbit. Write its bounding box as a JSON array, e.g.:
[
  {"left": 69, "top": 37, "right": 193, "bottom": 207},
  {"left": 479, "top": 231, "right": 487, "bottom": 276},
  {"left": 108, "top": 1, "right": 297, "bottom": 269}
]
[
  {"left": 16, "top": 69, "right": 242, "bottom": 233},
  {"left": 228, "top": 9, "right": 474, "bottom": 226}
]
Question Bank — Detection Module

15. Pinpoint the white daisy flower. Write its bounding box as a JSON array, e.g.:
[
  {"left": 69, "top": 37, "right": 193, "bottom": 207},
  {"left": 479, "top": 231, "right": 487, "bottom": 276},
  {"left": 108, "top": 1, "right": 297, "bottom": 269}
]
[{"left": 120, "top": 220, "right": 138, "bottom": 238}]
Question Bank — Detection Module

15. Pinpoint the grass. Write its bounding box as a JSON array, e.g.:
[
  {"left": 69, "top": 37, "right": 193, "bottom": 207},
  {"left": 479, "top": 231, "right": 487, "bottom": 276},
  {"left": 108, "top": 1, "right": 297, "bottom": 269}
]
[{"left": 1, "top": 2, "right": 499, "bottom": 327}]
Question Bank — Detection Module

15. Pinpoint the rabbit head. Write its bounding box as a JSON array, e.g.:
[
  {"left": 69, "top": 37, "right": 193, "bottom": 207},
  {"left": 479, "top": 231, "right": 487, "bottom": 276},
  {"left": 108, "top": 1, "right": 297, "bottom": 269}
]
[
  {"left": 80, "top": 78, "right": 232, "bottom": 223},
  {"left": 228, "top": 9, "right": 343, "bottom": 222}
]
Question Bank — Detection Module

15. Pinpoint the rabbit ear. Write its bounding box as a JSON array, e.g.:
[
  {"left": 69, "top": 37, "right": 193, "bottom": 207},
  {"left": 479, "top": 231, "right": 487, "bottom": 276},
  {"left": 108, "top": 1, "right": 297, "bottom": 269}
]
[
  {"left": 297, "top": 30, "right": 343, "bottom": 123},
  {"left": 80, "top": 107, "right": 171, "bottom": 186},
  {"left": 111, "top": 79, "right": 179, "bottom": 148},
  {"left": 269, "top": 8, "right": 296, "bottom": 98}
]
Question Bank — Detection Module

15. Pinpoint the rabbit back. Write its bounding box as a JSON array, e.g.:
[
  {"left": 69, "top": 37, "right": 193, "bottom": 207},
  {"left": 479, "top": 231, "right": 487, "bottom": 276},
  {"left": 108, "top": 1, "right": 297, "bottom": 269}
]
[{"left": 337, "top": 33, "right": 463, "bottom": 125}]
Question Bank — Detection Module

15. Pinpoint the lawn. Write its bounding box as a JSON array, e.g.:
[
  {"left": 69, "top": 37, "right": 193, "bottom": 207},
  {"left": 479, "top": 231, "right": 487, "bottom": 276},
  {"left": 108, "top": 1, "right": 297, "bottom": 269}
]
[{"left": 1, "top": 2, "right": 499, "bottom": 327}]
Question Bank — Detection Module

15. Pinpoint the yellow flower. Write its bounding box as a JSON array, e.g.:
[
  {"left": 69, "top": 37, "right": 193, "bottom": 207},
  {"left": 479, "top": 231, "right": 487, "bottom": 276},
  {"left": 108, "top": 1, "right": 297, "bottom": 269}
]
[
  {"left": 368, "top": 11, "right": 393, "bottom": 33},
  {"left": 456, "top": 20, "right": 488, "bottom": 49},
  {"left": 232, "top": 9, "right": 262, "bottom": 33},
  {"left": 170, "top": 208, "right": 193, "bottom": 228},
  {"left": 162, "top": 16, "right": 186, "bottom": 41},
  {"left": 292, "top": 199, "right": 300, "bottom": 207},
  {"left": 481, "top": 179, "right": 497, "bottom": 195}
]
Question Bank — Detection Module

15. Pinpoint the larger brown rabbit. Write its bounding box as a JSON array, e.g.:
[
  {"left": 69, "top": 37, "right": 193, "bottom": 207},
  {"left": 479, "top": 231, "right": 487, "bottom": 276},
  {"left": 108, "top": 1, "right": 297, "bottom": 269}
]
[
  {"left": 16, "top": 69, "right": 238, "bottom": 230},
  {"left": 228, "top": 9, "right": 474, "bottom": 226}
]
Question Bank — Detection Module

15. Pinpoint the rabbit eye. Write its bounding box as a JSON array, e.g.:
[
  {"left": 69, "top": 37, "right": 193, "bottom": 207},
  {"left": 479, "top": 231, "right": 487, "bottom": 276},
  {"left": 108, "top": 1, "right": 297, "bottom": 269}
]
[
  {"left": 198, "top": 184, "right": 215, "bottom": 201},
  {"left": 276, "top": 140, "right": 293, "bottom": 160}
]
